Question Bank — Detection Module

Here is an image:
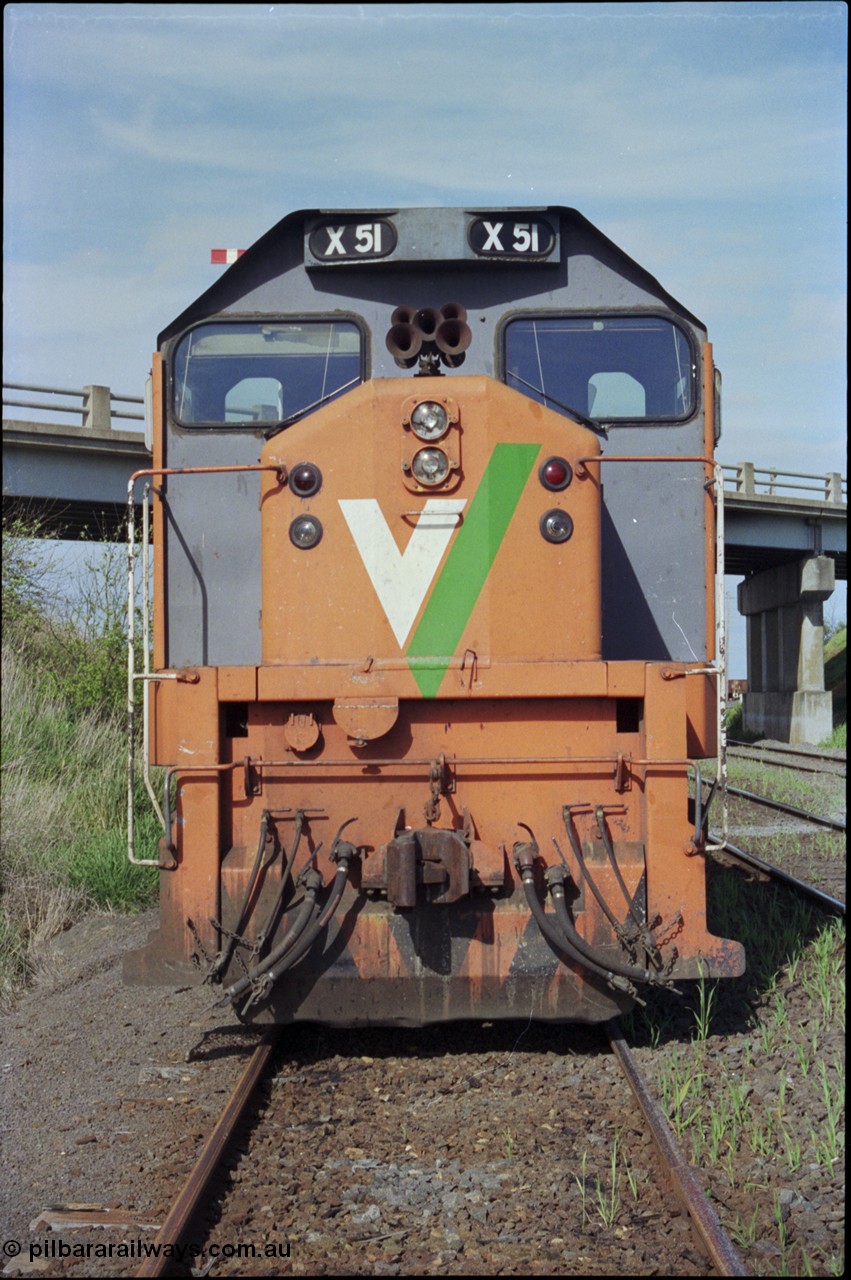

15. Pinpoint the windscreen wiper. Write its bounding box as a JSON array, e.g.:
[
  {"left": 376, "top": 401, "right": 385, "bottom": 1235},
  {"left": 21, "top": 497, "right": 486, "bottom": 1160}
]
[
  {"left": 263, "top": 377, "right": 361, "bottom": 439},
  {"left": 507, "top": 373, "right": 608, "bottom": 438}
]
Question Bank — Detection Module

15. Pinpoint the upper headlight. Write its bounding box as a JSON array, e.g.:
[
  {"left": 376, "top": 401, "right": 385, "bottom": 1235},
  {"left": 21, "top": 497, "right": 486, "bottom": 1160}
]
[{"left": 410, "top": 400, "right": 449, "bottom": 441}]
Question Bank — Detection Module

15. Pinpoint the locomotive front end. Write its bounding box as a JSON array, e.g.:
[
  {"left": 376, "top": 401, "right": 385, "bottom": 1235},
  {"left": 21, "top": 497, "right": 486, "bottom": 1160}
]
[
  {"left": 125, "top": 206, "right": 744, "bottom": 1024},
  {"left": 220, "top": 376, "right": 621, "bottom": 1022}
]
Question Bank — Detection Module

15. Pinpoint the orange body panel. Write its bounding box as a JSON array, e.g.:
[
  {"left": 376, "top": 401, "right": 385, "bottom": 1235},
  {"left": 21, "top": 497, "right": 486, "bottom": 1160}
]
[{"left": 260, "top": 378, "right": 601, "bottom": 676}]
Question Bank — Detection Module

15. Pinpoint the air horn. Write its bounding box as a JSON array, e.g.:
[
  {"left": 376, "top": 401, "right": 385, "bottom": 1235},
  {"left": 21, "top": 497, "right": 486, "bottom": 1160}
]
[{"left": 385, "top": 303, "right": 472, "bottom": 370}]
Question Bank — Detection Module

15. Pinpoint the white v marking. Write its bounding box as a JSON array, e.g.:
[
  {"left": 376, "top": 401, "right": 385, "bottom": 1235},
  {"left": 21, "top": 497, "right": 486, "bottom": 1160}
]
[{"left": 339, "top": 499, "right": 466, "bottom": 647}]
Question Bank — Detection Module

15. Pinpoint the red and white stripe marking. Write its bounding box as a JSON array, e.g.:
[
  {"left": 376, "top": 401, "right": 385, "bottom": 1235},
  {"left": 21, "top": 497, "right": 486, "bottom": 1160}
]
[{"left": 210, "top": 249, "right": 246, "bottom": 264}]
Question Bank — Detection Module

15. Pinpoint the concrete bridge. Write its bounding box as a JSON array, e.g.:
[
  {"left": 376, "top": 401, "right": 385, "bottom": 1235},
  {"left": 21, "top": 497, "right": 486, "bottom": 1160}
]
[
  {"left": 3, "top": 382, "right": 847, "bottom": 743},
  {"left": 3, "top": 383, "right": 148, "bottom": 538}
]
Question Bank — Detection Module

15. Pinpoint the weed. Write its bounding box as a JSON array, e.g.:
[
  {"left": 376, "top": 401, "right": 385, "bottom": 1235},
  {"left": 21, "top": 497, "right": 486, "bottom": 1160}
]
[
  {"left": 746, "top": 1114, "right": 775, "bottom": 1158},
  {"left": 780, "top": 1125, "right": 802, "bottom": 1172},
  {"left": 594, "top": 1137, "right": 620, "bottom": 1228},
  {"left": 731, "top": 1208, "right": 760, "bottom": 1248},
  {"left": 658, "top": 1046, "right": 703, "bottom": 1139},
  {"left": 1, "top": 531, "right": 157, "bottom": 1006},
  {"left": 691, "top": 969, "right": 717, "bottom": 1045},
  {"left": 813, "top": 1061, "right": 845, "bottom": 1164},
  {"left": 574, "top": 1151, "right": 589, "bottom": 1226}
]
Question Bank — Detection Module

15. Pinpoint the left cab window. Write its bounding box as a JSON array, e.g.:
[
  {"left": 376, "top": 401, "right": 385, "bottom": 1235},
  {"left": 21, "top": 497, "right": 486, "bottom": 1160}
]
[{"left": 171, "top": 320, "right": 363, "bottom": 428}]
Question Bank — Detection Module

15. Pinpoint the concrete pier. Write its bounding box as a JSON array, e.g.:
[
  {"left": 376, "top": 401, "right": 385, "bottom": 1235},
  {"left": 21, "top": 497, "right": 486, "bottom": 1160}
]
[{"left": 738, "top": 556, "right": 835, "bottom": 744}]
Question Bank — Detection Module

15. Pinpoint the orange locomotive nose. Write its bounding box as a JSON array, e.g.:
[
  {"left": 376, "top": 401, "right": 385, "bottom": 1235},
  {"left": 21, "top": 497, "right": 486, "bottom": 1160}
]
[
  {"left": 211, "top": 376, "right": 630, "bottom": 1022},
  {"left": 259, "top": 377, "right": 602, "bottom": 675}
]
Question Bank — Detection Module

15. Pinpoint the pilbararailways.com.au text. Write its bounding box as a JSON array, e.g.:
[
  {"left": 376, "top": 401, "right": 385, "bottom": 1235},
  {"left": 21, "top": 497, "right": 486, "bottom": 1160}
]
[{"left": 26, "top": 1239, "right": 292, "bottom": 1264}]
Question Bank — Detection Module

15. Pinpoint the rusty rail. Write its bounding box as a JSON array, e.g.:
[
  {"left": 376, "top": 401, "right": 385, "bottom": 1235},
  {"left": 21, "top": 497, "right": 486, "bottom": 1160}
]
[
  {"left": 606, "top": 1020, "right": 749, "bottom": 1276},
  {"left": 135, "top": 1029, "right": 277, "bottom": 1277},
  {"left": 708, "top": 838, "right": 846, "bottom": 916}
]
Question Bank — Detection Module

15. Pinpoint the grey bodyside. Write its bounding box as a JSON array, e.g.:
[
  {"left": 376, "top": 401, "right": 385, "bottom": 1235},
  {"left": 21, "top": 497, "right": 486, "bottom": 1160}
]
[{"left": 158, "top": 207, "right": 708, "bottom": 669}]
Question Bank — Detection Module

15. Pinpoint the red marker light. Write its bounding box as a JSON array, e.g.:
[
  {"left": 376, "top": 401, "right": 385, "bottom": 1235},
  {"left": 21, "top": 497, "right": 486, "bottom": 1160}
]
[
  {"left": 539, "top": 457, "right": 572, "bottom": 492},
  {"left": 289, "top": 463, "right": 322, "bottom": 497}
]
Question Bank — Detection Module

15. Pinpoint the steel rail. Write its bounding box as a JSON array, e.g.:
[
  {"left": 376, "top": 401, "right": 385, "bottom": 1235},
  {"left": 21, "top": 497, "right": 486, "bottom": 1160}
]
[
  {"left": 708, "top": 836, "right": 846, "bottom": 916},
  {"left": 726, "top": 786, "right": 846, "bottom": 832},
  {"left": 606, "top": 1020, "right": 749, "bottom": 1277},
  {"left": 135, "top": 1029, "right": 277, "bottom": 1278},
  {"left": 727, "top": 741, "right": 846, "bottom": 777},
  {"left": 728, "top": 739, "right": 844, "bottom": 762}
]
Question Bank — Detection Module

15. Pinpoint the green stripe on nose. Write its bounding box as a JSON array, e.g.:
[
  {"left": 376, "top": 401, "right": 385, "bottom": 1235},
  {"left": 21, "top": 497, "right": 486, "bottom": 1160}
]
[{"left": 407, "top": 442, "right": 541, "bottom": 698}]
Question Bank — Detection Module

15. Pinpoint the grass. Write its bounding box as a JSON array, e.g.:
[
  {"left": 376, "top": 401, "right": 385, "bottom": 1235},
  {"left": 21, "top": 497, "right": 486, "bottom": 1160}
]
[
  {"left": 1, "top": 523, "right": 158, "bottom": 1005},
  {"left": 629, "top": 859, "right": 845, "bottom": 1275},
  {"left": 1, "top": 646, "right": 158, "bottom": 1003}
]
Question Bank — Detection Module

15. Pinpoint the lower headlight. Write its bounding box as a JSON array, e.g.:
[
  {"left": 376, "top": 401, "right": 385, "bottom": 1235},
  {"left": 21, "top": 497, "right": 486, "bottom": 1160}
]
[{"left": 412, "top": 447, "right": 450, "bottom": 487}]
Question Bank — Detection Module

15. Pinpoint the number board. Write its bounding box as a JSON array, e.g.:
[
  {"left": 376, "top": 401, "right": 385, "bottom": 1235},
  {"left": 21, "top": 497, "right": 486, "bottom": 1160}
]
[
  {"left": 307, "top": 219, "right": 397, "bottom": 262},
  {"left": 468, "top": 217, "right": 556, "bottom": 259}
]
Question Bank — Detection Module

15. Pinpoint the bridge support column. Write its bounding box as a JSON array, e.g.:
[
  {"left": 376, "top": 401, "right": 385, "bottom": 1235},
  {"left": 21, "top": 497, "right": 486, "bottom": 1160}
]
[{"left": 738, "top": 556, "right": 835, "bottom": 744}]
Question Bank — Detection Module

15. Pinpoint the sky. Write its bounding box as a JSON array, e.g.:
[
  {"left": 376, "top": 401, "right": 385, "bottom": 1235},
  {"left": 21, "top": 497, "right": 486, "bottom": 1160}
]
[{"left": 4, "top": 2, "right": 848, "bottom": 665}]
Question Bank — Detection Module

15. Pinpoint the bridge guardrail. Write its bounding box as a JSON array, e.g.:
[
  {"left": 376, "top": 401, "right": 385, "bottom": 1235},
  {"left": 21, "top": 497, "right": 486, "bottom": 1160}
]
[
  {"left": 722, "top": 461, "right": 846, "bottom": 505},
  {"left": 2, "top": 382, "right": 144, "bottom": 432}
]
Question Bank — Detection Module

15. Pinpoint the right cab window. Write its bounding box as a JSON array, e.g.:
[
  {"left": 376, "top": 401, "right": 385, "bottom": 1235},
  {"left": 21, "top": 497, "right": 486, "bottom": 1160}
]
[{"left": 503, "top": 316, "right": 695, "bottom": 423}]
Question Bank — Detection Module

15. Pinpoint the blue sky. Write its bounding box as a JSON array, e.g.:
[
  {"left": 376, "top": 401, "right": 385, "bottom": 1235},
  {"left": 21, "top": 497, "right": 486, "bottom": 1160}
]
[{"left": 4, "top": 2, "right": 847, "bottom": 662}]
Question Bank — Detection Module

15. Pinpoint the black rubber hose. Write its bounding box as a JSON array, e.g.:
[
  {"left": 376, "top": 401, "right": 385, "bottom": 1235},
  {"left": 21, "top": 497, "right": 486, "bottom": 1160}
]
[
  {"left": 224, "top": 875, "right": 322, "bottom": 1001},
  {"left": 547, "top": 870, "right": 657, "bottom": 985},
  {"left": 562, "top": 809, "right": 625, "bottom": 934},
  {"left": 516, "top": 861, "right": 635, "bottom": 996}
]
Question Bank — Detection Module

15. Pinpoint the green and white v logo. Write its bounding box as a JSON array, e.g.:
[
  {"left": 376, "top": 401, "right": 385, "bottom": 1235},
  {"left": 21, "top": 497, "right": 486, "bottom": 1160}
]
[{"left": 340, "top": 442, "right": 540, "bottom": 696}]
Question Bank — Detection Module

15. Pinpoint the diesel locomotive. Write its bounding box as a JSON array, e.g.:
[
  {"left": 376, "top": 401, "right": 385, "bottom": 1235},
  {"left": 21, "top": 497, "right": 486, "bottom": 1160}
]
[{"left": 124, "top": 206, "right": 743, "bottom": 1023}]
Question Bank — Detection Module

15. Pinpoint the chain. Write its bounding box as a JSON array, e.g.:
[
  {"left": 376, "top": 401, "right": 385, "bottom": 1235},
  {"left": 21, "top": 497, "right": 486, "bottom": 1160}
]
[{"left": 424, "top": 756, "right": 444, "bottom": 824}]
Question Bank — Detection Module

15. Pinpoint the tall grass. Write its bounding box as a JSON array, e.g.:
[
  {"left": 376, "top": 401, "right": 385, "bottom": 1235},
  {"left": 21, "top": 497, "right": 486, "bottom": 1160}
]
[{"left": 1, "top": 523, "right": 157, "bottom": 1005}]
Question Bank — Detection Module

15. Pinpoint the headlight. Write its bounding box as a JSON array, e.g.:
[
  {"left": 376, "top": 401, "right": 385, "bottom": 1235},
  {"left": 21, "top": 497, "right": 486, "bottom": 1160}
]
[
  {"left": 412, "top": 447, "right": 450, "bottom": 487},
  {"left": 410, "top": 400, "right": 449, "bottom": 441}
]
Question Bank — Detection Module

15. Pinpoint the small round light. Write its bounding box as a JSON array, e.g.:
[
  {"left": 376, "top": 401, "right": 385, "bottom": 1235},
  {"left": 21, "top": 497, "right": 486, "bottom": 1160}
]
[
  {"left": 289, "top": 515, "right": 323, "bottom": 549},
  {"left": 539, "top": 456, "right": 572, "bottom": 492},
  {"left": 410, "top": 401, "right": 449, "bottom": 441},
  {"left": 289, "top": 463, "right": 322, "bottom": 497},
  {"left": 412, "top": 447, "right": 450, "bottom": 487},
  {"left": 540, "top": 509, "right": 574, "bottom": 544}
]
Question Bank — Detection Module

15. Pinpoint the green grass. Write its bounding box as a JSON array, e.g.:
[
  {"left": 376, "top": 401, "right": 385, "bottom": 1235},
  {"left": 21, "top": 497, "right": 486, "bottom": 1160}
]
[
  {"left": 824, "top": 622, "right": 845, "bottom": 729},
  {"left": 1, "top": 645, "right": 158, "bottom": 1003},
  {"left": 1, "top": 523, "right": 158, "bottom": 1005},
  {"left": 629, "top": 861, "right": 845, "bottom": 1274},
  {"left": 820, "top": 722, "right": 846, "bottom": 749}
]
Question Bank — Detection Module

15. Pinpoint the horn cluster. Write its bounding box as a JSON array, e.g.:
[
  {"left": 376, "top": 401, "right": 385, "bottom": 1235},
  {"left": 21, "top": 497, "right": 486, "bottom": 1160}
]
[{"left": 385, "top": 303, "right": 472, "bottom": 370}]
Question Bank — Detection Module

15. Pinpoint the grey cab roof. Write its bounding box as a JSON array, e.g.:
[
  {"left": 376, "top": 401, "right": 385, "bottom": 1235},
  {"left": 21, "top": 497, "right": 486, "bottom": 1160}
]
[{"left": 158, "top": 205, "right": 704, "bottom": 347}]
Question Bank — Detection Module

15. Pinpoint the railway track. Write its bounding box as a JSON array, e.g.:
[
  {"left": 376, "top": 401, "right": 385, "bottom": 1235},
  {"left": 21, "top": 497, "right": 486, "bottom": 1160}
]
[
  {"left": 708, "top": 736, "right": 846, "bottom": 910},
  {"left": 727, "top": 739, "right": 846, "bottom": 778},
  {"left": 708, "top": 836, "right": 846, "bottom": 916},
  {"left": 136, "top": 1029, "right": 278, "bottom": 1278},
  {"left": 135, "top": 1022, "right": 748, "bottom": 1278},
  {"left": 130, "top": 741, "right": 843, "bottom": 1279}
]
